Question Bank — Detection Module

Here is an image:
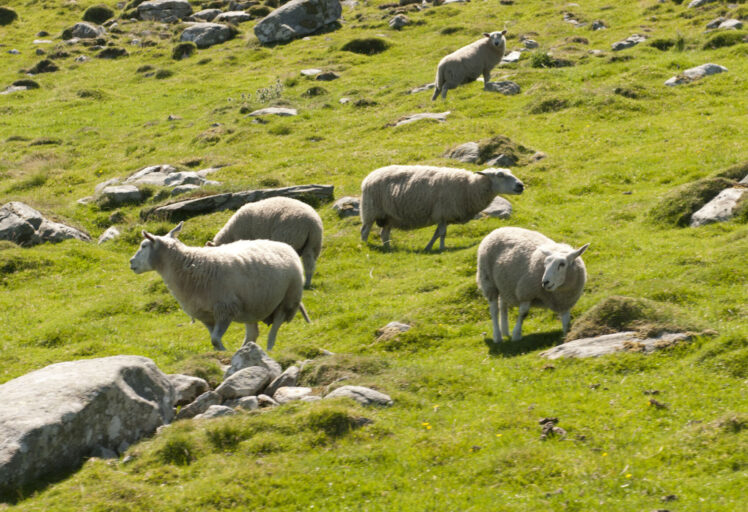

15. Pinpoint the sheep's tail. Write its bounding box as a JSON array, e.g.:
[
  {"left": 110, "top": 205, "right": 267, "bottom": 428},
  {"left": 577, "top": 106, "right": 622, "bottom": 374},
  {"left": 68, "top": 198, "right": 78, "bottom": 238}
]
[
  {"left": 431, "top": 67, "right": 443, "bottom": 101},
  {"left": 299, "top": 302, "right": 311, "bottom": 323}
]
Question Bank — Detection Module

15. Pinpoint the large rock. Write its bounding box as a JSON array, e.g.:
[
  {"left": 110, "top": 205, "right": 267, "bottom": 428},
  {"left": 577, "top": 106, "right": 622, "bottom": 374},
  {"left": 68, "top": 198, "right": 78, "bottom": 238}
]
[
  {"left": 446, "top": 142, "right": 479, "bottom": 163},
  {"left": 141, "top": 184, "right": 334, "bottom": 221},
  {"left": 64, "top": 22, "right": 105, "bottom": 40},
  {"left": 180, "top": 22, "right": 235, "bottom": 49},
  {"left": 325, "top": 385, "right": 393, "bottom": 406},
  {"left": 0, "top": 202, "right": 90, "bottom": 247},
  {"left": 138, "top": 0, "right": 193, "bottom": 22},
  {"left": 264, "top": 365, "right": 300, "bottom": 397},
  {"left": 690, "top": 188, "right": 746, "bottom": 227},
  {"left": 168, "top": 374, "right": 210, "bottom": 406},
  {"left": 192, "top": 8, "right": 222, "bottom": 21},
  {"left": 216, "top": 367, "right": 271, "bottom": 400},
  {"left": 665, "top": 63, "right": 728, "bottom": 86},
  {"left": 540, "top": 332, "right": 693, "bottom": 359},
  {"left": 224, "top": 342, "right": 282, "bottom": 380},
  {"left": 254, "top": 0, "right": 342, "bottom": 44},
  {"left": 0, "top": 356, "right": 174, "bottom": 494}
]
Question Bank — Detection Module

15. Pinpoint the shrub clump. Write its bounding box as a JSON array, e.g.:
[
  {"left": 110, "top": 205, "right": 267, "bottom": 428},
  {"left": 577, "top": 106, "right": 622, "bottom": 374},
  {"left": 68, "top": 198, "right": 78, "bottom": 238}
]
[
  {"left": 703, "top": 31, "right": 745, "bottom": 50},
  {"left": 172, "top": 42, "right": 197, "bottom": 60},
  {"left": 83, "top": 4, "right": 114, "bottom": 24},
  {"left": 341, "top": 38, "right": 390, "bottom": 55},
  {"left": 475, "top": 135, "right": 534, "bottom": 166},
  {"left": 530, "top": 51, "right": 573, "bottom": 68},
  {"left": 302, "top": 86, "right": 327, "bottom": 97},
  {"left": 566, "top": 296, "right": 701, "bottom": 341},
  {"left": 649, "top": 38, "right": 675, "bottom": 51},
  {"left": 158, "top": 435, "right": 197, "bottom": 466},
  {"left": 649, "top": 177, "right": 736, "bottom": 226},
  {"left": 0, "top": 6, "right": 18, "bottom": 26}
]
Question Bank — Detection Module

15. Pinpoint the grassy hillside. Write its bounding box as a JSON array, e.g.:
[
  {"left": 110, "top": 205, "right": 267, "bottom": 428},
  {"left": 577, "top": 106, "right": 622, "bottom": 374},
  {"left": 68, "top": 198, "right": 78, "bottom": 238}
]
[{"left": 0, "top": 0, "right": 746, "bottom": 509}]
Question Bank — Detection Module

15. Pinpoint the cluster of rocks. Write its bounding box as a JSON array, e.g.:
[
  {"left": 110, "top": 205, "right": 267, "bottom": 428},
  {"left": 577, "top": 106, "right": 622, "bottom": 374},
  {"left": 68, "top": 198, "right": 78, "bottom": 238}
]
[
  {"left": 0, "top": 202, "right": 91, "bottom": 247},
  {"left": 664, "top": 63, "right": 727, "bottom": 87},
  {"left": 444, "top": 135, "right": 544, "bottom": 168},
  {"left": 0, "top": 347, "right": 393, "bottom": 494},
  {"left": 690, "top": 173, "right": 747, "bottom": 227},
  {"left": 705, "top": 17, "right": 743, "bottom": 31},
  {"left": 175, "top": 342, "right": 393, "bottom": 421}
]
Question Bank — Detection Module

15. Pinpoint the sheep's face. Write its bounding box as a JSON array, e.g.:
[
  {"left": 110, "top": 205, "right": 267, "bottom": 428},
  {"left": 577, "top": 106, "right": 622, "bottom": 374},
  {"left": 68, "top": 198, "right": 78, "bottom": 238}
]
[
  {"left": 478, "top": 168, "right": 524, "bottom": 195},
  {"left": 483, "top": 30, "right": 507, "bottom": 50},
  {"left": 130, "top": 238, "right": 157, "bottom": 274},
  {"left": 540, "top": 244, "right": 590, "bottom": 292}
]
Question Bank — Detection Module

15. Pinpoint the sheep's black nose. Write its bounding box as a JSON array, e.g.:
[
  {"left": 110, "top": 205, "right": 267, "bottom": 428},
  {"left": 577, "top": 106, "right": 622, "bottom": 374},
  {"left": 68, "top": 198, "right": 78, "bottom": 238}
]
[
  {"left": 542, "top": 280, "right": 551, "bottom": 288},
  {"left": 516, "top": 183, "right": 524, "bottom": 193}
]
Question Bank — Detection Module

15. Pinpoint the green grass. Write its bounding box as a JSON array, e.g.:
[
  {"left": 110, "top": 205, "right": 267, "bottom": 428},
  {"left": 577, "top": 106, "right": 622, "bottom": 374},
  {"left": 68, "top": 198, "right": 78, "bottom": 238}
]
[{"left": 0, "top": 0, "right": 746, "bottom": 509}]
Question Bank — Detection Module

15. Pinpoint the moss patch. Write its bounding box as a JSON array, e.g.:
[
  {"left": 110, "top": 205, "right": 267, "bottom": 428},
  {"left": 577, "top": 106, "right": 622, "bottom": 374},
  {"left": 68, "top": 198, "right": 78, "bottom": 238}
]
[
  {"left": 649, "top": 177, "right": 735, "bottom": 226},
  {"left": 299, "top": 354, "right": 388, "bottom": 386},
  {"left": 566, "top": 295, "right": 703, "bottom": 340}
]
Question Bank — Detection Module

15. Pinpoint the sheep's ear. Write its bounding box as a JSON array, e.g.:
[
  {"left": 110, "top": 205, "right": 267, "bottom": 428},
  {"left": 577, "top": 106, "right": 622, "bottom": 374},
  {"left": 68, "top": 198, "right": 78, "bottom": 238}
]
[
  {"left": 483, "top": 32, "right": 490, "bottom": 38},
  {"left": 501, "top": 29, "right": 507, "bottom": 36},
  {"left": 539, "top": 247, "right": 554, "bottom": 257},
  {"left": 142, "top": 230, "right": 155, "bottom": 242},
  {"left": 569, "top": 243, "right": 590, "bottom": 260},
  {"left": 167, "top": 221, "right": 183, "bottom": 239},
  {"left": 205, "top": 241, "right": 215, "bottom": 247}
]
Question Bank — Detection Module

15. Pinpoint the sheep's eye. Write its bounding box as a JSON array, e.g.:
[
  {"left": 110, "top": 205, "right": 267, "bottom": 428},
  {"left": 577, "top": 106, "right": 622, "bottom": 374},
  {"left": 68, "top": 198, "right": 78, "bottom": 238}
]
[{"left": 559, "top": 262, "right": 565, "bottom": 267}]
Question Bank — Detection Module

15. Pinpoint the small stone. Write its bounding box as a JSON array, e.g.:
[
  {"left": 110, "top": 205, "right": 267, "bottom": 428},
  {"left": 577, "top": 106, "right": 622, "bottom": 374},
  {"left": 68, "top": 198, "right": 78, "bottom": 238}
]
[
  {"left": 502, "top": 51, "right": 521, "bottom": 63},
  {"left": 332, "top": 196, "right": 360, "bottom": 218},
  {"left": 176, "top": 390, "right": 221, "bottom": 420},
  {"left": 273, "top": 386, "right": 313, "bottom": 404},
  {"left": 247, "top": 107, "right": 298, "bottom": 117},
  {"left": 216, "top": 366, "right": 271, "bottom": 400},
  {"left": 706, "top": 17, "right": 726, "bottom": 29},
  {"left": 194, "top": 405, "right": 236, "bottom": 420},
  {"left": 257, "top": 394, "right": 279, "bottom": 407},
  {"left": 97, "top": 226, "right": 121, "bottom": 244},
  {"left": 264, "top": 365, "right": 300, "bottom": 397},
  {"left": 523, "top": 39, "right": 539, "bottom": 49},
  {"left": 224, "top": 342, "right": 282, "bottom": 380},
  {"left": 591, "top": 20, "right": 607, "bottom": 31},
  {"left": 301, "top": 68, "right": 322, "bottom": 76},
  {"left": 389, "top": 14, "right": 410, "bottom": 30},
  {"left": 376, "top": 321, "right": 411, "bottom": 342},
  {"left": 99, "top": 185, "right": 142, "bottom": 206},
  {"left": 409, "top": 83, "right": 435, "bottom": 94},
  {"left": 664, "top": 63, "right": 727, "bottom": 86},
  {"left": 485, "top": 154, "right": 516, "bottom": 167},
  {"left": 391, "top": 111, "right": 450, "bottom": 127},
  {"left": 718, "top": 19, "right": 743, "bottom": 30},
  {"left": 168, "top": 374, "right": 210, "bottom": 406},
  {"left": 446, "top": 142, "right": 480, "bottom": 163},
  {"left": 484, "top": 81, "right": 520, "bottom": 95},
  {"left": 476, "top": 196, "right": 512, "bottom": 219},
  {"left": 324, "top": 385, "right": 393, "bottom": 406},
  {"left": 612, "top": 34, "right": 646, "bottom": 51},
  {"left": 223, "top": 396, "right": 259, "bottom": 411}
]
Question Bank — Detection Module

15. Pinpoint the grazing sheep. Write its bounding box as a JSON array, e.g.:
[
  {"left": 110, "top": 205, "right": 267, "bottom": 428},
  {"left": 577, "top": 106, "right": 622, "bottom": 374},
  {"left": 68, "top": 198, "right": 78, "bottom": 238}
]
[
  {"left": 130, "top": 222, "right": 310, "bottom": 351},
  {"left": 360, "top": 165, "right": 524, "bottom": 251},
  {"left": 476, "top": 227, "right": 589, "bottom": 342},
  {"left": 208, "top": 197, "right": 323, "bottom": 288},
  {"left": 432, "top": 30, "right": 507, "bottom": 101}
]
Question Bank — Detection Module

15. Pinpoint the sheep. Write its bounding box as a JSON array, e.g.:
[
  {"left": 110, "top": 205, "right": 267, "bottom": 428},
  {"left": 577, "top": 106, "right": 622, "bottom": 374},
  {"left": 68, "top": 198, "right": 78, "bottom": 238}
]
[
  {"left": 360, "top": 165, "right": 524, "bottom": 251},
  {"left": 130, "top": 222, "right": 310, "bottom": 352},
  {"left": 476, "top": 227, "right": 589, "bottom": 343},
  {"left": 208, "top": 197, "right": 323, "bottom": 288},
  {"left": 432, "top": 30, "right": 507, "bottom": 101}
]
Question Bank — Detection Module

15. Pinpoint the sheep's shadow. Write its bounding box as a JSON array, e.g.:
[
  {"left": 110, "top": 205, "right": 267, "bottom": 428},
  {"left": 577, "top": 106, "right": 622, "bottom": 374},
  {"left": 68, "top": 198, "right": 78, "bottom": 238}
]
[
  {"left": 484, "top": 331, "right": 562, "bottom": 357},
  {"left": 366, "top": 243, "right": 478, "bottom": 254}
]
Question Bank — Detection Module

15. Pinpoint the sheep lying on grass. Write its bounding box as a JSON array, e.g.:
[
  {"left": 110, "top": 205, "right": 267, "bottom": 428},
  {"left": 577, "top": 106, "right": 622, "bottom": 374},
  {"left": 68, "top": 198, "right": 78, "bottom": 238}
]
[
  {"left": 130, "top": 222, "right": 310, "bottom": 351},
  {"left": 432, "top": 30, "right": 507, "bottom": 100},
  {"left": 360, "top": 165, "right": 524, "bottom": 251},
  {"left": 208, "top": 197, "right": 323, "bottom": 288},
  {"left": 476, "top": 227, "right": 589, "bottom": 342}
]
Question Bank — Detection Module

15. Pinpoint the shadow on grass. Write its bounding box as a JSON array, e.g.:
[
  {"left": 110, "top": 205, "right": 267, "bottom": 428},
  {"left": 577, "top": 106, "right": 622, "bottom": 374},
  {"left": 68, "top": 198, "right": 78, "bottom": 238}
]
[
  {"left": 484, "top": 331, "right": 561, "bottom": 357},
  {"left": 366, "top": 242, "right": 478, "bottom": 254}
]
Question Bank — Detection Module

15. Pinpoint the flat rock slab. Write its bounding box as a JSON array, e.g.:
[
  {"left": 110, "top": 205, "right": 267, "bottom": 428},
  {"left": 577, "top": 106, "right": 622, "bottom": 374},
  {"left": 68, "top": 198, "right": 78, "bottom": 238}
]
[
  {"left": 141, "top": 184, "right": 334, "bottom": 221},
  {"left": 273, "top": 386, "right": 313, "bottom": 404},
  {"left": 391, "top": 111, "right": 450, "bottom": 127},
  {"left": 332, "top": 196, "right": 360, "bottom": 218},
  {"left": 0, "top": 356, "right": 174, "bottom": 494},
  {"left": 325, "top": 385, "right": 393, "bottom": 406},
  {"left": 688, "top": 0, "right": 717, "bottom": 7},
  {"left": 485, "top": 81, "right": 520, "bottom": 95},
  {"left": 180, "top": 22, "right": 234, "bottom": 49},
  {"left": 665, "top": 63, "right": 728, "bottom": 86},
  {"left": 224, "top": 342, "right": 282, "bottom": 380},
  {"left": 540, "top": 332, "right": 693, "bottom": 360},
  {"left": 690, "top": 188, "right": 746, "bottom": 227},
  {"left": 611, "top": 34, "right": 646, "bottom": 51},
  {"left": 248, "top": 107, "right": 298, "bottom": 116},
  {"left": 100, "top": 185, "right": 143, "bottom": 206},
  {"left": 301, "top": 68, "right": 322, "bottom": 76},
  {"left": 254, "top": 0, "right": 342, "bottom": 44},
  {"left": 476, "top": 196, "right": 512, "bottom": 219},
  {"left": 718, "top": 19, "right": 742, "bottom": 30},
  {"left": 0, "top": 201, "right": 91, "bottom": 247}
]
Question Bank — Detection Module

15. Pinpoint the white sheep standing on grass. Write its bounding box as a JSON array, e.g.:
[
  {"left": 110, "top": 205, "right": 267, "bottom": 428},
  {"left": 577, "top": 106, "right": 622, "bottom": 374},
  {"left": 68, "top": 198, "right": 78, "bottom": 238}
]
[
  {"left": 130, "top": 222, "right": 311, "bottom": 351},
  {"left": 476, "top": 227, "right": 589, "bottom": 342},
  {"left": 360, "top": 165, "right": 524, "bottom": 251},
  {"left": 208, "top": 197, "right": 323, "bottom": 288},
  {"left": 432, "top": 30, "right": 507, "bottom": 100}
]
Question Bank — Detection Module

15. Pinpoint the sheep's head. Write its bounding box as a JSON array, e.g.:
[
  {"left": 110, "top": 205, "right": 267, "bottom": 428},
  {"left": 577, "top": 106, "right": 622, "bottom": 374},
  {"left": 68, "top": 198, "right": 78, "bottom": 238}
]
[
  {"left": 483, "top": 30, "right": 507, "bottom": 51},
  {"left": 129, "top": 222, "right": 183, "bottom": 274},
  {"left": 477, "top": 168, "right": 524, "bottom": 195},
  {"left": 539, "top": 243, "right": 590, "bottom": 292}
]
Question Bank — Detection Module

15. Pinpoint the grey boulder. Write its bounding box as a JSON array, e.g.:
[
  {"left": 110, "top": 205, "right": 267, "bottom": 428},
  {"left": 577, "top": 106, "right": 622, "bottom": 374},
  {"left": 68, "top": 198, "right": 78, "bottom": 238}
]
[
  {"left": 391, "top": 111, "right": 450, "bottom": 127},
  {"left": 224, "top": 342, "right": 282, "bottom": 379},
  {"left": 214, "top": 11, "right": 252, "bottom": 23},
  {"left": 168, "top": 374, "right": 210, "bottom": 406},
  {"left": 192, "top": 8, "right": 222, "bottom": 21},
  {"left": 273, "top": 386, "right": 313, "bottom": 404},
  {"left": 254, "top": 0, "right": 342, "bottom": 44},
  {"left": 67, "top": 22, "right": 105, "bottom": 39},
  {"left": 248, "top": 107, "right": 298, "bottom": 117},
  {"left": 175, "top": 390, "right": 221, "bottom": 420},
  {"left": 99, "top": 185, "right": 143, "bottom": 206},
  {"left": 485, "top": 81, "right": 521, "bottom": 95},
  {"left": 216, "top": 366, "right": 271, "bottom": 400},
  {"left": 223, "top": 396, "right": 259, "bottom": 411},
  {"left": 138, "top": 0, "right": 193, "bottom": 22},
  {"left": 611, "top": 34, "right": 646, "bottom": 51},
  {"left": 690, "top": 188, "right": 746, "bottom": 227},
  {"left": 476, "top": 196, "right": 512, "bottom": 219},
  {"left": 540, "top": 332, "right": 693, "bottom": 359},
  {"left": 325, "top": 385, "right": 393, "bottom": 406},
  {"left": 97, "top": 226, "right": 121, "bottom": 244},
  {"left": 264, "top": 366, "right": 300, "bottom": 397},
  {"left": 194, "top": 405, "right": 236, "bottom": 420},
  {"left": 446, "top": 142, "right": 480, "bottom": 163},
  {"left": 180, "top": 22, "right": 235, "bottom": 49},
  {"left": 0, "top": 356, "right": 174, "bottom": 494},
  {"left": 665, "top": 63, "right": 727, "bottom": 86},
  {"left": 0, "top": 201, "right": 91, "bottom": 247},
  {"left": 332, "top": 196, "right": 360, "bottom": 218},
  {"left": 688, "top": 0, "right": 717, "bottom": 8}
]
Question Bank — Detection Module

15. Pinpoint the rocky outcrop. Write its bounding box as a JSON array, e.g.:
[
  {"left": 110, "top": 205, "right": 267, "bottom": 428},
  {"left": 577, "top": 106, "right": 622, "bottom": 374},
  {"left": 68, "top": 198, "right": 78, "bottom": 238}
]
[
  {"left": 540, "top": 332, "right": 694, "bottom": 359},
  {"left": 0, "top": 202, "right": 91, "bottom": 247},
  {"left": 141, "top": 184, "right": 334, "bottom": 221},
  {"left": 254, "top": 0, "right": 342, "bottom": 44},
  {"left": 0, "top": 356, "right": 174, "bottom": 494}
]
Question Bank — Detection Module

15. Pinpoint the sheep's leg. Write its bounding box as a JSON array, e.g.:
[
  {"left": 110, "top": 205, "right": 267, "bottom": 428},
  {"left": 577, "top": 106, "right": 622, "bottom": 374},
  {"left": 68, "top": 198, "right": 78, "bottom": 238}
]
[
  {"left": 441, "top": 86, "right": 448, "bottom": 99},
  {"left": 482, "top": 69, "right": 491, "bottom": 88},
  {"left": 499, "top": 297, "right": 510, "bottom": 339},
  {"left": 424, "top": 223, "right": 446, "bottom": 252},
  {"left": 361, "top": 222, "right": 372, "bottom": 243},
  {"left": 210, "top": 320, "right": 231, "bottom": 351},
  {"left": 302, "top": 252, "right": 316, "bottom": 289},
  {"left": 265, "top": 310, "right": 285, "bottom": 352},
  {"left": 560, "top": 311, "right": 571, "bottom": 341},
  {"left": 243, "top": 323, "right": 259, "bottom": 346},
  {"left": 511, "top": 302, "right": 530, "bottom": 342},
  {"left": 380, "top": 226, "right": 391, "bottom": 249},
  {"left": 489, "top": 298, "right": 501, "bottom": 343}
]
